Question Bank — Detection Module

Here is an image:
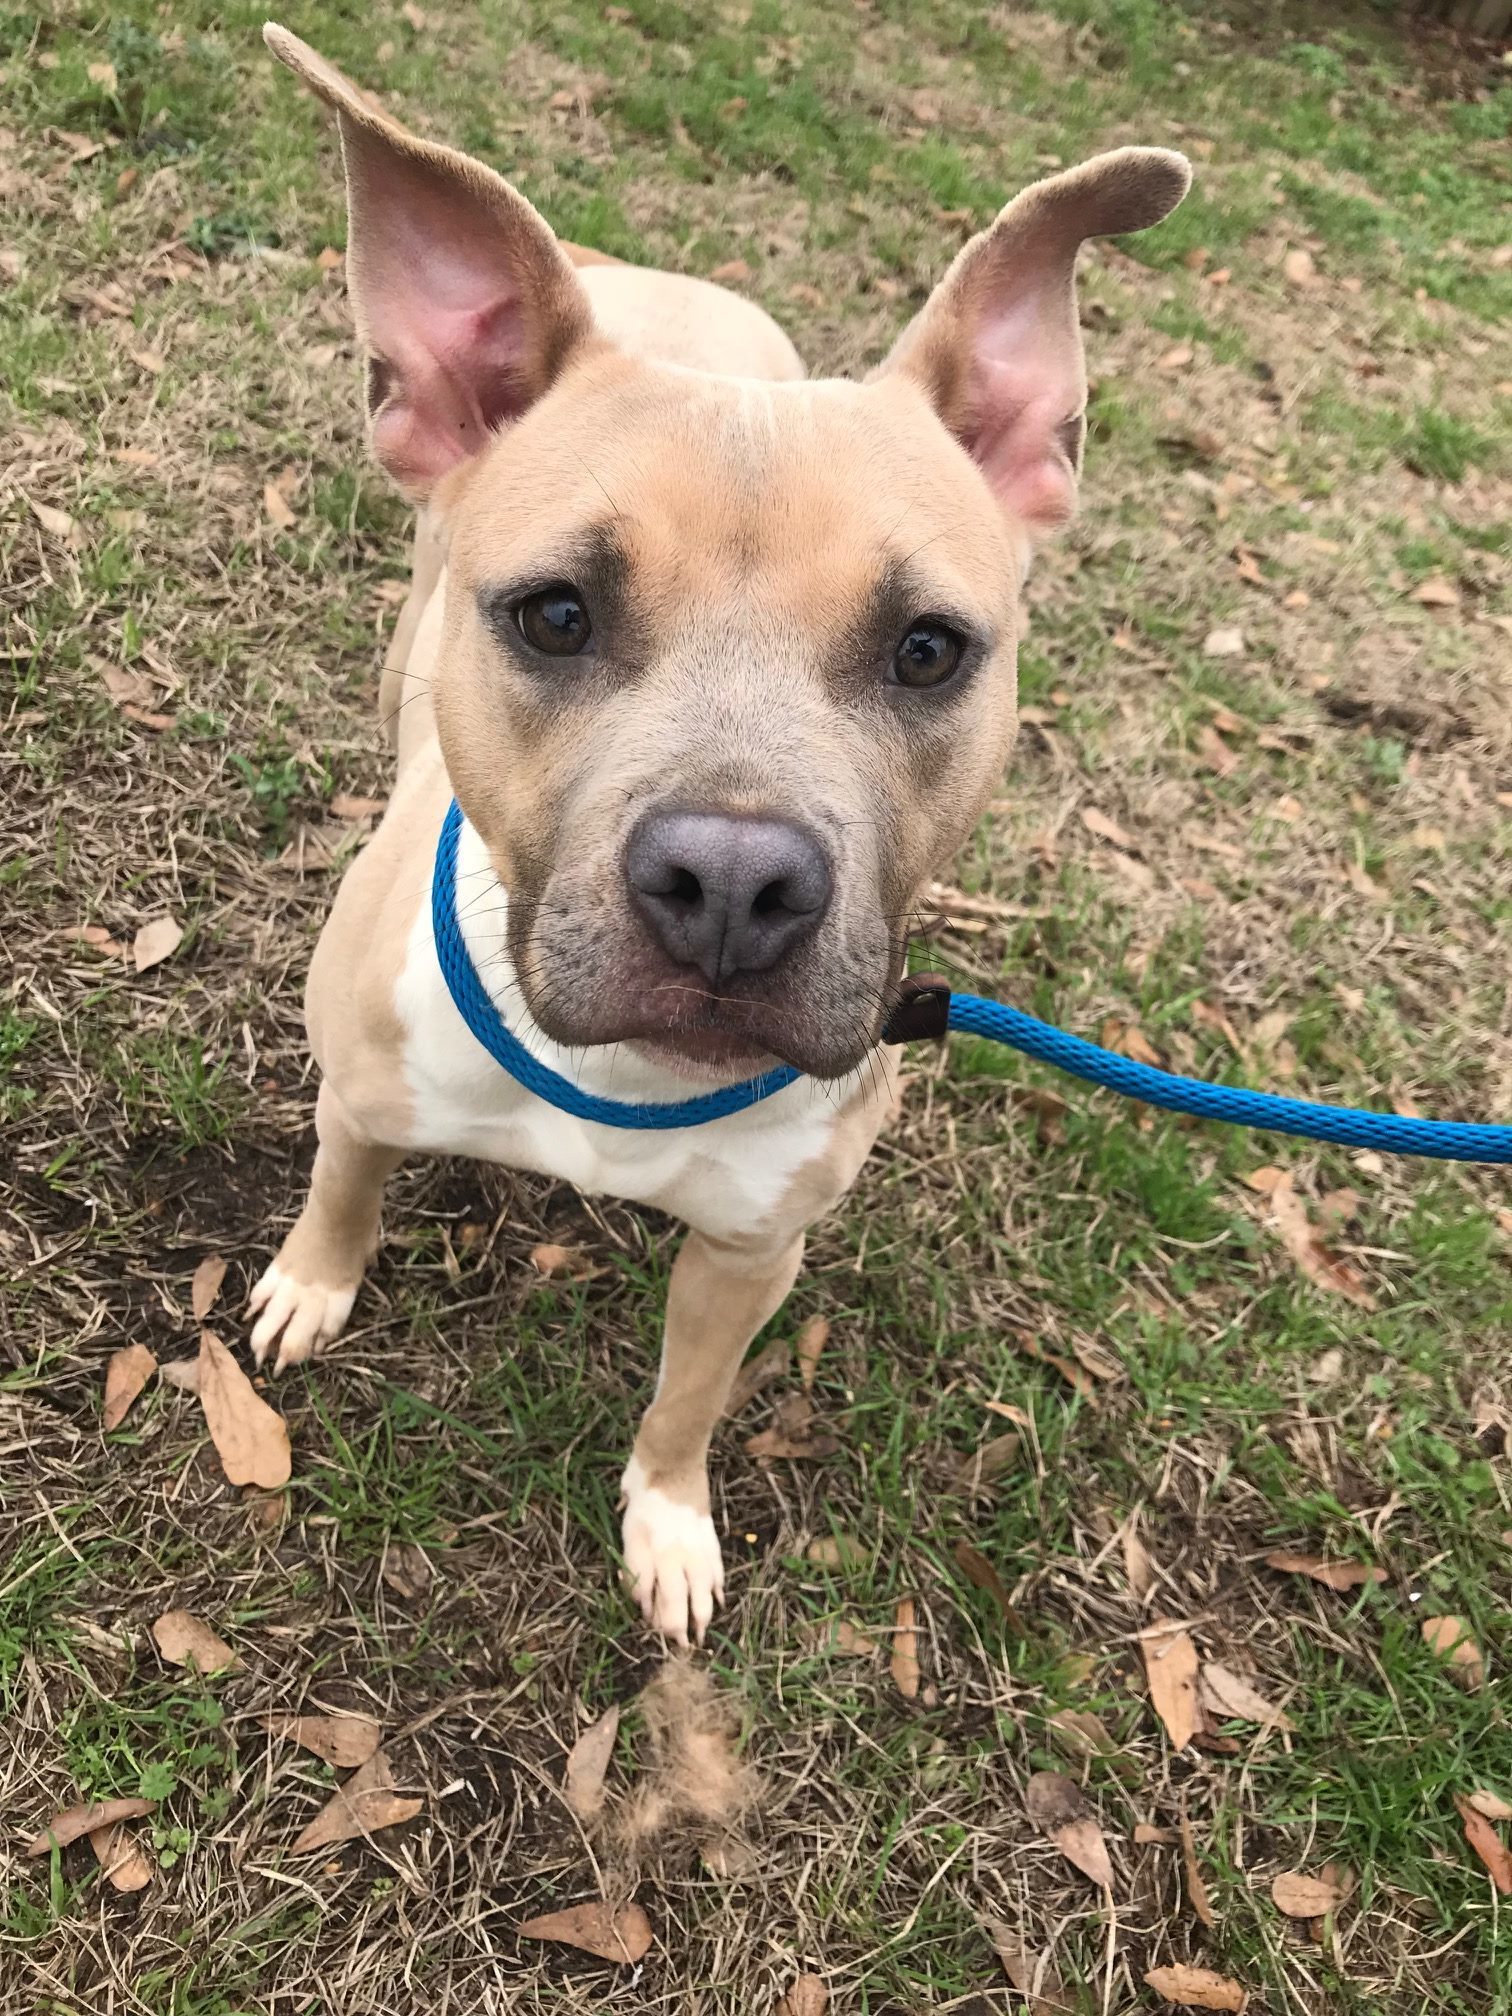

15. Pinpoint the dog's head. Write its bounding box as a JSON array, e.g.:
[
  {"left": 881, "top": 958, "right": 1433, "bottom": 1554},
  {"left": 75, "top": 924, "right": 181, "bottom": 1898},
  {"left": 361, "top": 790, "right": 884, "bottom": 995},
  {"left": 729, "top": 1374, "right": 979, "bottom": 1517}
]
[{"left": 268, "top": 27, "right": 1188, "bottom": 1081}]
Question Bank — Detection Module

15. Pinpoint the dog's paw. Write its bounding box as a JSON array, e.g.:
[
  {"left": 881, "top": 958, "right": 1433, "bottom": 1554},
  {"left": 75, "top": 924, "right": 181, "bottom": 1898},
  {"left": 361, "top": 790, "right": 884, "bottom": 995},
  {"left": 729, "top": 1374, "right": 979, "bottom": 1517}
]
[
  {"left": 248, "top": 1263, "right": 356, "bottom": 1374},
  {"left": 621, "top": 1456, "right": 724, "bottom": 1647}
]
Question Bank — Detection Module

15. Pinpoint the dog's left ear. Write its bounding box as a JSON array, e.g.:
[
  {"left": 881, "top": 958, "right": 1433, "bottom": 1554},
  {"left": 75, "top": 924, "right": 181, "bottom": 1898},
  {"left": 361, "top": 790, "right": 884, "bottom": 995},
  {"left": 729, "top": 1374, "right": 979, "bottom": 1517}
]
[
  {"left": 876, "top": 148, "right": 1190, "bottom": 536},
  {"left": 264, "top": 23, "right": 597, "bottom": 498}
]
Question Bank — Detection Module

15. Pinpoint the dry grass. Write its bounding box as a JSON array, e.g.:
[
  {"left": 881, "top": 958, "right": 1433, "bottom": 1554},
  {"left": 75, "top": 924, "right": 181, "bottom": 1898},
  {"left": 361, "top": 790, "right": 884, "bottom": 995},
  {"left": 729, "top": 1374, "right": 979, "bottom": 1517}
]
[{"left": 3, "top": 2, "right": 1511, "bottom": 2012}]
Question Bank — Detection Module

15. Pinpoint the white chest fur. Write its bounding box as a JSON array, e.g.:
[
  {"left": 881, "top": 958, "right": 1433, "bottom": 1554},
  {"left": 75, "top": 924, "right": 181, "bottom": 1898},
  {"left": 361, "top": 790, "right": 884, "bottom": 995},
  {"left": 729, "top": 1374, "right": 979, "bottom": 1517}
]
[{"left": 390, "top": 812, "right": 856, "bottom": 1240}]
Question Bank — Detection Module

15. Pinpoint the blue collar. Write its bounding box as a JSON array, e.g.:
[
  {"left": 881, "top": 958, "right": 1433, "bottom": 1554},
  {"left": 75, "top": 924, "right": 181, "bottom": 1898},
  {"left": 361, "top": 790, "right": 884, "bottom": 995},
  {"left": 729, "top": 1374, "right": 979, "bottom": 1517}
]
[{"left": 430, "top": 798, "right": 802, "bottom": 1130}]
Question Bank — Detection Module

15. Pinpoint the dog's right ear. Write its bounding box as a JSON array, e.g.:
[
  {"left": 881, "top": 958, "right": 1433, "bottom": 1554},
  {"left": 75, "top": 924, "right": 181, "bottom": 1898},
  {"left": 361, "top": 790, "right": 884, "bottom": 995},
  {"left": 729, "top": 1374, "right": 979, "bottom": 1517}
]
[{"left": 264, "top": 24, "right": 596, "bottom": 497}]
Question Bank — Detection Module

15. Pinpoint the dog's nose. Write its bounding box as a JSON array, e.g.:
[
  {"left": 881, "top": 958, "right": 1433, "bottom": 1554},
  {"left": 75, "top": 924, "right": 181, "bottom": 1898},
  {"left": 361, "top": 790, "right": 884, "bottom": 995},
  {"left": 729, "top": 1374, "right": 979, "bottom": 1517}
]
[{"left": 625, "top": 810, "right": 831, "bottom": 983}]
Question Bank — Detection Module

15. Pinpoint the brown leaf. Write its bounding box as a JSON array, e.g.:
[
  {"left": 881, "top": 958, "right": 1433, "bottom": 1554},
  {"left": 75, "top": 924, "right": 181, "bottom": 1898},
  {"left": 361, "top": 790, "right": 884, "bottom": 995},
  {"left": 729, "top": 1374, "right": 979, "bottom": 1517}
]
[
  {"left": 382, "top": 1541, "right": 432, "bottom": 1602},
  {"left": 1413, "top": 575, "right": 1459, "bottom": 608},
  {"left": 745, "top": 1422, "right": 839, "bottom": 1460},
  {"left": 984, "top": 1922, "right": 1077, "bottom": 2015},
  {"left": 1017, "top": 1330, "right": 1097, "bottom": 1398},
  {"left": 100, "top": 664, "right": 155, "bottom": 708},
  {"left": 1272, "top": 1870, "right": 1344, "bottom": 1918},
  {"left": 160, "top": 1357, "right": 201, "bottom": 1393},
  {"left": 1025, "top": 1770, "right": 1114, "bottom": 1889},
  {"left": 1196, "top": 724, "right": 1238, "bottom": 777},
  {"left": 728, "top": 1336, "right": 790, "bottom": 1412},
  {"left": 1467, "top": 1789, "right": 1512, "bottom": 1824},
  {"left": 890, "top": 1596, "right": 920, "bottom": 1699},
  {"left": 564, "top": 1705, "right": 619, "bottom": 1822},
  {"left": 190, "top": 1255, "right": 227, "bottom": 1321},
  {"left": 31, "top": 499, "right": 78, "bottom": 541},
  {"left": 401, "top": 1, "right": 428, "bottom": 27},
  {"left": 1140, "top": 1618, "right": 1200, "bottom": 1750},
  {"left": 1135, "top": 1822, "right": 1178, "bottom": 1845},
  {"left": 1263, "top": 1172, "right": 1375, "bottom": 1309},
  {"left": 1421, "top": 1615, "right": 1484, "bottom": 1691},
  {"left": 289, "top": 1747, "right": 423, "bottom": 1854},
  {"left": 1079, "top": 805, "right": 1138, "bottom": 852},
  {"left": 952, "top": 1541, "right": 1026, "bottom": 1630},
  {"left": 709, "top": 258, "right": 752, "bottom": 283},
  {"left": 795, "top": 1315, "right": 829, "bottom": 1392},
  {"left": 130, "top": 347, "right": 166, "bottom": 375},
  {"left": 1264, "top": 1550, "right": 1385, "bottom": 1591},
  {"left": 1199, "top": 1661, "right": 1294, "bottom": 1731},
  {"left": 102, "top": 1343, "right": 156, "bottom": 1431},
  {"left": 89, "top": 1818, "right": 153, "bottom": 1892},
  {"left": 776, "top": 1975, "right": 829, "bottom": 2016},
  {"left": 132, "top": 916, "right": 183, "bottom": 973},
  {"left": 1144, "top": 1964, "right": 1247, "bottom": 2010},
  {"left": 1123, "top": 1512, "right": 1157, "bottom": 1600},
  {"left": 262, "top": 481, "right": 297, "bottom": 530},
  {"left": 68, "top": 922, "right": 127, "bottom": 957},
  {"left": 198, "top": 1331, "right": 291, "bottom": 1488},
  {"left": 518, "top": 1900, "right": 653, "bottom": 1964},
  {"left": 529, "top": 1242, "right": 596, "bottom": 1280},
  {"left": 805, "top": 1533, "right": 861, "bottom": 1570},
  {"left": 1048, "top": 1707, "right": 1118, "bottom": 1763},
  {"left": 26, "top": 1796, "right": 155, "bottom": 1856},
  {"left": 954, "top": 1429, "right": 1022, "bottom": 1493},
  {"left": 1180, "top": 1812, "right": 1215, "bottom": 1928},
  {"left": 1454, "top": 1796, "right": 1512, "bottom": 1893},
  {"left": 261, "top": 1713, "right": 382, "bottom": 1769},
  {"left": 1202, "top": 625, "right": 1245, "bottom": 658},
  {"left": 827, "top": 1618, "right": 879, "bottom": 1657},
  {"left": 1158, "top": 343, "right": 1195, "bottom": 371},
  {"left": 151, "top": 1608, "right": 239, "bottom": 1674}
]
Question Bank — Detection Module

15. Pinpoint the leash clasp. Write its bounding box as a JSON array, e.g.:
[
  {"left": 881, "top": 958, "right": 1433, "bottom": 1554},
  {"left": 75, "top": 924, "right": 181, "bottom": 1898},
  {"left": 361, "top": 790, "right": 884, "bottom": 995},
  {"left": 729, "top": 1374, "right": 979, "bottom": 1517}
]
[{"left": 883, "top": 971, "right": 952, "bottom": 1045}]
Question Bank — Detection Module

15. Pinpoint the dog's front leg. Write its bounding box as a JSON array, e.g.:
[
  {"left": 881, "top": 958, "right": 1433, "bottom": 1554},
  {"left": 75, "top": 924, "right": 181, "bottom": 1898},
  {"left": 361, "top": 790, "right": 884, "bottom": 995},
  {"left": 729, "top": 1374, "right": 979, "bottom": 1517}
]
[
  {"left": 249, "top": 1081, "right": 403, "bottom": 1374},
  {"left": 622, "top": 1226, "right": 804, "bottom": 1645}
]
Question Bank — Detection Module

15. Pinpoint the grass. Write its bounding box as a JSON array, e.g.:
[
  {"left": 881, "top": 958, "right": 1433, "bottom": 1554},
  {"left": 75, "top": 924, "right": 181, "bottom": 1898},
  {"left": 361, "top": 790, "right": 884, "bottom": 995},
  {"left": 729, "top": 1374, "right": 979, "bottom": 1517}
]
[{"left": 3, "top": 0, "right": 1512, "bottom": 2010}]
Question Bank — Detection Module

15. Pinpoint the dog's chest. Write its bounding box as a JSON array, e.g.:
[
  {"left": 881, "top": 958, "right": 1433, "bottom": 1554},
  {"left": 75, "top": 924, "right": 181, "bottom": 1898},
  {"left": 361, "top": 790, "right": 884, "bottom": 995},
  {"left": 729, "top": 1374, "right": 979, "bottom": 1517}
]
[{"left": 386, "top": 825, "right": 845, "bottom": 1239}]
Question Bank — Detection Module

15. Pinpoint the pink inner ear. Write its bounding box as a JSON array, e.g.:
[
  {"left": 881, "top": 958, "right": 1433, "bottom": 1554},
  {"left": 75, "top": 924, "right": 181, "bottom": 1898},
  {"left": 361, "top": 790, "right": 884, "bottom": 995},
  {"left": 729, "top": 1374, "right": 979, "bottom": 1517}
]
[
  {"left": 958, "top": 295, "right": 1081, "bottom": 532},
  {"left": 369, "top": 292, "right": 533, "bottom": 488}
]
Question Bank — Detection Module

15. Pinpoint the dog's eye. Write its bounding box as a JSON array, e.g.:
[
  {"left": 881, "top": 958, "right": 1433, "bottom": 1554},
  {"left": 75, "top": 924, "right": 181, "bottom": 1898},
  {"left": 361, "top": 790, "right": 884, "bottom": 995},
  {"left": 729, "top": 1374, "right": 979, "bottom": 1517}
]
[
  {"left": 515, "top": 586, "right": 592, "bottom": 657},
  {"left": 892, "top": 620, "right": 964, "bottom": 690}
]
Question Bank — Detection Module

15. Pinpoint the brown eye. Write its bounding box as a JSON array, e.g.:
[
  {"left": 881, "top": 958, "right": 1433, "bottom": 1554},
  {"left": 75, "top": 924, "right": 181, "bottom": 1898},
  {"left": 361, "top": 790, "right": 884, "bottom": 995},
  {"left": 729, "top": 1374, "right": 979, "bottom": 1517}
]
[
  {"left": 516, "top": 586, "right": 592, "bottom": 657},
  {"left": 893, "top": 620, "right": 963, "bottom": 689}
]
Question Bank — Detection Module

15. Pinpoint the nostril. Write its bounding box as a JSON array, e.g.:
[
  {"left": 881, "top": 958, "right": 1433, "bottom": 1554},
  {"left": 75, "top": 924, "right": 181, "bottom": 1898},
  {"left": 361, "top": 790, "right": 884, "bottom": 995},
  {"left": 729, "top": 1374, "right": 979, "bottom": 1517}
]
[
  {"left": 667, "top": 867, "right": 702, "bottom": 908},
  {"left": 752, "top": 879, "right": 787, "bottom": 917}
]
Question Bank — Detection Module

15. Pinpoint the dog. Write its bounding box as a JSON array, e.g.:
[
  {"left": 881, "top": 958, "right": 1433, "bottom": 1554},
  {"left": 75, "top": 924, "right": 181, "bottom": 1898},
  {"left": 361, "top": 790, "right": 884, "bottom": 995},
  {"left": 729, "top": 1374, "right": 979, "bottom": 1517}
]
[{"left": 251, "top": 24, "right": 1189, "bottom": 1645}]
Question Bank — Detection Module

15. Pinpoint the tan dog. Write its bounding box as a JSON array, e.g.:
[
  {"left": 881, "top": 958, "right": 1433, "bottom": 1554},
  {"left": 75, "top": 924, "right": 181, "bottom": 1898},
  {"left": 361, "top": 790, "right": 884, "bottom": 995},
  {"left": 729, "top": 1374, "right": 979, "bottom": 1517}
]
[{"left": 252, "top": 25, "right": 1189, "bottom": 1644}]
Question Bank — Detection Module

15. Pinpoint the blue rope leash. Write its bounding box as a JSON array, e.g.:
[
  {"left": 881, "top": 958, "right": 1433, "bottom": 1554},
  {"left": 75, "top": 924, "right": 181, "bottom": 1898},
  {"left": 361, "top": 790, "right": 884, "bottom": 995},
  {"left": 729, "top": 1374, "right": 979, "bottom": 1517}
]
[{"left": 433, "top": 798, "right": 1512, "bottom": 1162}]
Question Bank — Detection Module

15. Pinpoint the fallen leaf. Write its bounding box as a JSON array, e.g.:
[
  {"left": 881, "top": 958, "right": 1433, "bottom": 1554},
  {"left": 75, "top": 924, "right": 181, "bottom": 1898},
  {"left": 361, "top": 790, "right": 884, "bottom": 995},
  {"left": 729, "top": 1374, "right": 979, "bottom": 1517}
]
[
  {"left": 1025, "top": 1770, "right": 1114, "bottom": 1889},
  {"left": 805, "top": 1533, "right": 861, "bottom": 1570},
  {"left": 828, "top": 1619, "right": 879, "bottom": 1656},
  {"left": 100, "top": 664, "right": 154, "bottom": 708},
  {"left": 263, "top": 482, "right": 297, "bottom": 530},
  {"left": 67, "top": 923, "right": 127, "bottom": 956},
  {"left": 795, "top": 1315, "right": 829, "bottom": 1392},
  {"left": 1242, "top": 1165, "right": 1285, "bottom": 1195},
  {"left": 31, "top": 499, "right": 77, "bottom": 541},
  {"left": 1467, "top": 1789, "right": 1512, "bottom": 1824},
  {"left": 1282, "top": 247, "right": 1316, "bottom": 286},
  {"left": 984, "top": 1922, "right": 1077, "bottom": 2015},
  {"left": 564, "top": 1705, "right": 619, "bottom": 1822},
  {"left": 1145, "top": 1963, "right": 1247, "bottom": 2010},
  {"left": 776, "top": 1975, "right": 829, "bottom": 2016},
  {"left": 1263, "top": 1172, "right": 1375, "bottom": 1309},
  {"left": 1421, "top": 1615, "right": 1484, "bottom": 1690},
  {"left": 709, "top": 258, "right": 752, "bottom": 283},
  {"left": 88, "top": 59, "right": 119, "bottom": 89},
  {"left": 1017, "top": 1330, "right": 1097, "bottom": 1397},
  {"left": 1272, "top": 1870, "right": 1344, "bottom": 1918},
  {"left": 151, "top": 1608, "right": 239, "bottom": 1674},
  {"left": 159, "top": 1357, "right": 201, "bottom": 1393},
  {"left": 1203, "top": 626, "right": 1245, "bottom": 658},
  {"left": 26, "top": 1796, "right": 155, "bottom": 1856},
  {"left": 1135, "top": 1822, "right": 1178, "bottom": 1845},
  {"left": 1080, "top": 805, "right": 1138, "bottom": 851},
  {"left": 1048, "top": 1707, "right": 1118, "bottom": 1763},
  {"left": 952, "top": 1541, "right": 1026, "bottom": 1629},
  {"left": 382, "top": 1542, "right": 432, "bottom": 1602},
  {"left": 261, "top": 1713, "right": 382, "bottom": 1768},
  {"left": 130, "top": 346, "right": 166, "bottom": 374},
  {"left": 289, "top": 1746, "right": 423, "bottom": 1854},
  {"left": 1196, "top": 724, "right": 1238, "bottom": 777},
  {"left": 1455, "top": 1795, "right": 1512, "bottom": 1893},
  {"left": 891, "top": 1597, "right": 920, "bottom": 1699},
  {"left": 1180, "top": 1811, "right": 1215, "bottom": 1927},
  {"left": 197, "top": 1331, "right": 291, "bottom": 1488},
  {"left": 529, "top": 1242, "right": 595, "bottom": 1279},
  {"left": 1140, "top": 1618, "right": 1200, "bottom": 1750},
  {"left": 89, "top": 1818, "right": 153, "bottom": 1892},
  {"left": 1200, "top": 1662, "right": 1294, "bottom": 1731},
  {"left": 191, "top": 1255, "right": 227, "bottom": 1320},
  {"left": 1158, "top": 343, "right": 1195, "bottom": 371},
  {"left": 1413, "top": 575, "right": 1459, "bottom": 608},
  {"left": 330, "top": 793, "right": 386, "bottom": 820},
  {"left": 1263, "top": 1551, "right": 1385, "bottom": 1592},
  {"left": 728, "top": 1336, "right": 790, "bottom": 1412},
  {"left": 954, "top": 1429, "right": 1022, "bottom": 1492},
  {"left": 518, "top": 1900, "right": 653, "bottom": 1964},
  {"left": 132, "top": 916, "right": 183, "bottom": 973},
  {"left": 102, "top": 1343, "right": 156, "bottom": 1431}
]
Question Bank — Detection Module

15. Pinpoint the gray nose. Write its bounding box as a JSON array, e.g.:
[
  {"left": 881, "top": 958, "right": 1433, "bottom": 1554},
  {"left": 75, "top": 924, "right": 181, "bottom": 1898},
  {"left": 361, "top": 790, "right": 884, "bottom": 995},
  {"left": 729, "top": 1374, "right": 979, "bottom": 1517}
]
[{"left": 625, "top": 809, "right": 832, "bottom": 984}]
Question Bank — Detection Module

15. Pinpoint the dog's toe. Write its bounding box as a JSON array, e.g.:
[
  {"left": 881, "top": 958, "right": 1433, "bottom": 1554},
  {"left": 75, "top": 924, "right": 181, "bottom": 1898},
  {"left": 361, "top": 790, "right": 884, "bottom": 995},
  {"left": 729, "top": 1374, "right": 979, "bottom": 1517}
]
[
  {"left": 248, "top": 1263, "right": 355, "bottom": 1373},
  {"left": 621, "top": 1465, "right": 724, "bottom": 1647}
]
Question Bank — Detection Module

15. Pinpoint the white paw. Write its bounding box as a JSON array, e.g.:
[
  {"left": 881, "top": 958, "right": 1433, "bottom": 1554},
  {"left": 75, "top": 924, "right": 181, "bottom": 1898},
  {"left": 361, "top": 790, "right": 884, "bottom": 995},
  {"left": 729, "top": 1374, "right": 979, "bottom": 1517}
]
[
  {"left": 247, "top": 1263, "right": 356, "bottom": 1374},
  {"left": 621, "top": 1456, "right": 725, "bottom": 1647}
]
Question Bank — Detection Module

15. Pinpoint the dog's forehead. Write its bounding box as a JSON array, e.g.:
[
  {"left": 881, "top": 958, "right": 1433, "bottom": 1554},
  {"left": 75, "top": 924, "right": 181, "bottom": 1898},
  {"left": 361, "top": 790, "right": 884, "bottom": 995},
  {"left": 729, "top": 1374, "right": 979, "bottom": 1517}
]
[{"left": 453, "top": 360, "right": 1021, "bottom": 604}]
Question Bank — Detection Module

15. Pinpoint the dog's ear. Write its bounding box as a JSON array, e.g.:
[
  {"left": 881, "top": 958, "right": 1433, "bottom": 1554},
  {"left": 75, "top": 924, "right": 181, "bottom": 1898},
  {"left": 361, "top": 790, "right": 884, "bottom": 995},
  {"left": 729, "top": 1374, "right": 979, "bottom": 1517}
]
[
  {"left": 875, "top": 148, "right": 1190, "bottom": 536},
  {"left": 264, "top": 24, "right": 596, "bottom": 497}
]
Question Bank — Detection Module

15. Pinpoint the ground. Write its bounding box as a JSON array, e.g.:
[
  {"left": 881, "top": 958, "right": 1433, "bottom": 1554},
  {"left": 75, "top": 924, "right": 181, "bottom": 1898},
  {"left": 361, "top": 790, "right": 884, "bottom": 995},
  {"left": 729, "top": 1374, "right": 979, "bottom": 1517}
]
[{"left": 2, "top": 2, "right": 1511, "bottom": 2011}]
